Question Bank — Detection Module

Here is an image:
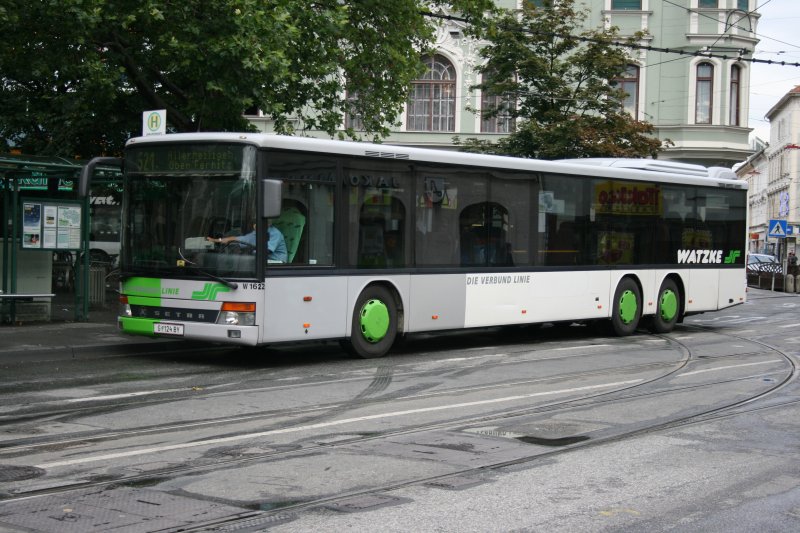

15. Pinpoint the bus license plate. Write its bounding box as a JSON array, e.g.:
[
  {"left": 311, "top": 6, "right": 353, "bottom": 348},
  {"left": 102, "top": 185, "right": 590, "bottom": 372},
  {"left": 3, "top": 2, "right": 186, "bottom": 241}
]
[{"left": 154, "top": 323, "right": 184, "bottom": 336}]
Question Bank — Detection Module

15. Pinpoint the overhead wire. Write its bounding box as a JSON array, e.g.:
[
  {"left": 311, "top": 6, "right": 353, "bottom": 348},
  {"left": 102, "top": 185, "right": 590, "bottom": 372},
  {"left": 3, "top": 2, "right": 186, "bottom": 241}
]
[{"left": 422, "top": 7, "right": 800, "bottom": 68}]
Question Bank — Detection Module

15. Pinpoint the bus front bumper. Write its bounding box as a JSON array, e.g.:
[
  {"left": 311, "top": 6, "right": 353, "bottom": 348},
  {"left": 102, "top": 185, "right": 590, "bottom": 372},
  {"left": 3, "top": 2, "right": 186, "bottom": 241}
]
[{"left": 118, "top": 317, "right": 259, "bottom": 346}]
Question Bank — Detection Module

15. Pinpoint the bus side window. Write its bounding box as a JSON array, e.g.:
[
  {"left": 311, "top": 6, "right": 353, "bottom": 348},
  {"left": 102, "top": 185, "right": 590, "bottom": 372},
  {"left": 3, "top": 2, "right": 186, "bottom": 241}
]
[
  {"left": 459, "top": 202, "right": 511, "bottom": 266},
  {"left": 416, "top": 172, "right": 461, "bottom": 267},
  {"left": 266, "top": 161, "right": 336, "bottom": 266},
  {"left": 345, "top": 159, "right": 411, "bottom": 269},
  {"left": 488, "top": 174, "right": 531, "bottom": 266},
  {"left": 358, "top": 218, "right": 386, "bottom": 267},
  {"left": 552, "top": 221, "right": 578, "bottom": 265},
  {"left": 384, "top": 230, "right": 403, "bottom": 267},
  {"left": 357, "top": 199, "right": 406, "bottom": 268}
]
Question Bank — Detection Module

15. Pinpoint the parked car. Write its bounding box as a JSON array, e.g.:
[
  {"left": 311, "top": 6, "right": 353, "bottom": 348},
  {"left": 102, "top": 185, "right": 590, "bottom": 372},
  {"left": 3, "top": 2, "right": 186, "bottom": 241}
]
[
  {"left": 747, "top": 253, "right": 784, "bottom": 290},
  {"left": 747, "top": 253, "right": 781, "bottom": 272}
]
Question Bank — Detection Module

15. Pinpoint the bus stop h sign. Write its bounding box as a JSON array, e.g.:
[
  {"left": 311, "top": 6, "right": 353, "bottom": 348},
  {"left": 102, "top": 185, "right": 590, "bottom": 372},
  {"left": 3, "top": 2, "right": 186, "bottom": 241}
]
[{"left": 143, "top": 110, "right": 166, "bottom": 136}]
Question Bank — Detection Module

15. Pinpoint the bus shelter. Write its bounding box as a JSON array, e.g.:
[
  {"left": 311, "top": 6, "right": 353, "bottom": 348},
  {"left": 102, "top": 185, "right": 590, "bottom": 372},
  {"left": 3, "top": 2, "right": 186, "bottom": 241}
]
[{"left": 0, "top": 154, "right": 121, "bottom": 323}]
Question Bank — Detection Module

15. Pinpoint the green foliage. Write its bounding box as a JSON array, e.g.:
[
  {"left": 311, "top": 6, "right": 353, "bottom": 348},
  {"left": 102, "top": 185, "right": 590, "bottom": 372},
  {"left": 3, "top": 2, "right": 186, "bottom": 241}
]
[
  {"left": 459, "top": 0, "right": 665, "bottom": 160},
  {"left": 0, "top": 0, "right": 492, "bottom": 157}
]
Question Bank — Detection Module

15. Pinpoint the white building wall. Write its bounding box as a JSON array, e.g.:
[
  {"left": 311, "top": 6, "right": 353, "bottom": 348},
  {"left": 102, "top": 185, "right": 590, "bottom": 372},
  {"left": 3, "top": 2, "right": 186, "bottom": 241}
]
[{"left": 733, "top": 107, "right": 800, "bottom": 259}]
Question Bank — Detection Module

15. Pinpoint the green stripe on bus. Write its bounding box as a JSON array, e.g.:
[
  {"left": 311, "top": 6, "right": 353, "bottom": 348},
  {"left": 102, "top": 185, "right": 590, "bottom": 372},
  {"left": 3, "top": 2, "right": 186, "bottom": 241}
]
[
  {"left": 119, "top": 317, "right": 158, "bottom": 336},
  {"left": 122, "top": 277, "right": 162, "bottom": 305},
  {"left": 127, "top": 296, "right": 159, "bottom": 306}
]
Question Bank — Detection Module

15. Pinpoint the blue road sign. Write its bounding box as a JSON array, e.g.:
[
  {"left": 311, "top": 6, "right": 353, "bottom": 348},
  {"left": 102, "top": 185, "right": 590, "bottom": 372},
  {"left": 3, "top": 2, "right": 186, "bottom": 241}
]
[{"left": 769, "top": 219, "right": 788, "bottom": 238}]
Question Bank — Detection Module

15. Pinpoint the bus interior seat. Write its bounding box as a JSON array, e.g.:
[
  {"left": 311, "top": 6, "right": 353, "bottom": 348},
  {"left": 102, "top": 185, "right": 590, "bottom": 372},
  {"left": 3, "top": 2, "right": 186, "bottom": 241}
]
[{"left": 272, "top": 206, "right": 306, "bottom": 263}]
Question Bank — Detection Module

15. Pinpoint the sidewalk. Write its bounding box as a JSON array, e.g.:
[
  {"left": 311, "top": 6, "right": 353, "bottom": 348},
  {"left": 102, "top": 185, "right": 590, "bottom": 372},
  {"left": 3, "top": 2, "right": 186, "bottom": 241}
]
[{"left": 0, "top": 295, "right": 182, "bottom": 362}]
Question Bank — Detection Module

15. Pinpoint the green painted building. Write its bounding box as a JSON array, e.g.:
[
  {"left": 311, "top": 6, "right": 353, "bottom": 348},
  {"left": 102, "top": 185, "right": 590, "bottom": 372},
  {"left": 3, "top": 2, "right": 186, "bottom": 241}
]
[{"left": 247, "top": 0, "right": 758, "bottom": 167}]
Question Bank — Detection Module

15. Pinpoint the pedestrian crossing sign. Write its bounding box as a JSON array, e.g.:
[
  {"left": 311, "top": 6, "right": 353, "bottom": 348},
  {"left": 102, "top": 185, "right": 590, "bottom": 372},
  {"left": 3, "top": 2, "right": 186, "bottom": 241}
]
[{"left": 768, "top": 219, "right": 788, "bottom": 238}]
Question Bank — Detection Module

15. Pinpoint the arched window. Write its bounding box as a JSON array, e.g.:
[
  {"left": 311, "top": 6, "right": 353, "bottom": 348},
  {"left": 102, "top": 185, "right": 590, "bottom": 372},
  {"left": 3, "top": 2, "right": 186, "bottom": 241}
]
[
  {"left": 611, "top": 64, "right": 640, "bottom": 119},
  {"left": 407, "top": 55, "right": 456, "bottom": 132},
  {"left": 695, "top": 63, "right": 714, "bottom": 124},
  {"left": 730, "top": 65, "right": 741, "bottom": 126}
]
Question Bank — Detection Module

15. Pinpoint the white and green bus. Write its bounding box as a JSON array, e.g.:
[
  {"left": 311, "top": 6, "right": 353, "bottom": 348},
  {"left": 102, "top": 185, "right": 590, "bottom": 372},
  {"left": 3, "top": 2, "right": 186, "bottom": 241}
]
[{"left": 80, "top": 133, "right": 747, "bottom": 358}]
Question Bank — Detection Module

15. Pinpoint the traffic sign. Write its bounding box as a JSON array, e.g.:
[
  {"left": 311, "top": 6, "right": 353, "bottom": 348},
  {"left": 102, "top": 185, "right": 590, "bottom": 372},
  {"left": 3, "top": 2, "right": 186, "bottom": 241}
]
[
  {"left": 768, "top": 219, "right": 788, "bottom": 238},
  {"left": 142, "top": 109, "right": 166, "bottom": 136}
]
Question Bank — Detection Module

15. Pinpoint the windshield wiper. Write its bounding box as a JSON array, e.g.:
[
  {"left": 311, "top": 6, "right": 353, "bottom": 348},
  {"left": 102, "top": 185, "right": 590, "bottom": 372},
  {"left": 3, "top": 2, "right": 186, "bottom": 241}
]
[
  {"left": 177, "top": 248, "right": 238, "bottom": 290},
  {"left": 184, "top": 265, "right": 238, "bottom": 290}
]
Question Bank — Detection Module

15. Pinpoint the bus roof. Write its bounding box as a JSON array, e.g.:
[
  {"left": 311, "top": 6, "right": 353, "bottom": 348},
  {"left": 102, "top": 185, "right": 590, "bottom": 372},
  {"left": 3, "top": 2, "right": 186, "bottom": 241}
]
[{"left": 126, "top": 133, "right": 748, "bottom": 190}]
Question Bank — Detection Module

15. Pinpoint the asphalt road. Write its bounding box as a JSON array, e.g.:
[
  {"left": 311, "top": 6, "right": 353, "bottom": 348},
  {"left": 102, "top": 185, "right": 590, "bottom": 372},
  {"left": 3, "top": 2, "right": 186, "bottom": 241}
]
[{"left": 1, "top": 288, "right": 799, "bottom": 532}]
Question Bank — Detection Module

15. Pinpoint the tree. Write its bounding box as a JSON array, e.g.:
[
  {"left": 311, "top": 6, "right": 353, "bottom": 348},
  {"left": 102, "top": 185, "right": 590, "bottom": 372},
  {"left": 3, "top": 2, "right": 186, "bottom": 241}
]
[
  {"left": 458, "top": 0, "right": 665, "bottom": 160},
  {"left": 0, "top": 0, "right": 492, "bottom": 158}
]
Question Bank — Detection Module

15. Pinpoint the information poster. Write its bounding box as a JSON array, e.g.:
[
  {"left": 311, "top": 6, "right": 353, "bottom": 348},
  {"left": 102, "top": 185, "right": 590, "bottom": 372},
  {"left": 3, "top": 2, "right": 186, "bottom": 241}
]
[
  {"left": 57, "top": 206, "right": 82, "bottom": 249},
  {"left": 22, "top": 203, "right": 42, "bottom": 248},
  {"left": 20, "top": 200, "right": 82, "bottom": 251},
  {"left": 43, "top": 205, "right": 58, "bottom": 248}
]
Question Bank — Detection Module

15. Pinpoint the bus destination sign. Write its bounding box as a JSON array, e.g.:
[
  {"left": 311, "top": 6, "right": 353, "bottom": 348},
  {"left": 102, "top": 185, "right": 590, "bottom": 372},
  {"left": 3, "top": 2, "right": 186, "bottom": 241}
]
[{"left": 127, "top": 144, "right": 251, "bottom": 175}]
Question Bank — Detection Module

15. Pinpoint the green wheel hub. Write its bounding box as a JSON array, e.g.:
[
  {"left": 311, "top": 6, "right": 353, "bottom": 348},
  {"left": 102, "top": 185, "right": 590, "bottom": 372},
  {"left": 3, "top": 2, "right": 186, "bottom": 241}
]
[
  {"left": 659, "top": 289, "right": 678, "bottom": 322},
  {"left": 618, "top": 290, "right": 638, "bottom": 324},
  {"left": 359, "top": 298, "right": 390, "bottom": 343}
]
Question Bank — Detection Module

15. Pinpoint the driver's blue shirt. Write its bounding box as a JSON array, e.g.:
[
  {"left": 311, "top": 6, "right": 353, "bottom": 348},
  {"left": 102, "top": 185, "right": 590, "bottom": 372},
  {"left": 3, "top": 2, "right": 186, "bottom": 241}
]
[{"left": 238, "top": 226, "right": 288, "bottom": 263}]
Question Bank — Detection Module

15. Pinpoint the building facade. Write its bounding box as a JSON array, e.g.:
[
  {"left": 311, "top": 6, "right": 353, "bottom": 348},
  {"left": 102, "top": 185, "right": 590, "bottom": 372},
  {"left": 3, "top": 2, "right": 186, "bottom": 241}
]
[
  {"left": 739, "top": 87, "right": 800, "bottom": 259},
  {"left": 589, "top": 0, "right": 757, "bottom": 167},
  {"left": 247, "top": 0, "right": 758, "bottom": 167},
  {"left": 736, "top": 146, "right": 770, "bottom": 254}
]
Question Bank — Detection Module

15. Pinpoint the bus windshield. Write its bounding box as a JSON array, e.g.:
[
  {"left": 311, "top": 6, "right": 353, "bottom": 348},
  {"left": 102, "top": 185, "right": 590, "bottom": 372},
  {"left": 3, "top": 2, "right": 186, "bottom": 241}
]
[{"left": 123, "top": 143, "right": 259, "bottom": 279}]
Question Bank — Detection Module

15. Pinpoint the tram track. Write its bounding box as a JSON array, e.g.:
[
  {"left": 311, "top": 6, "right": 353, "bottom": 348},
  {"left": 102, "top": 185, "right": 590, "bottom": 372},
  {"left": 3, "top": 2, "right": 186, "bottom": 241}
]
[
  {"left": 0, "top": 337, "right": 684, "bottom": 447},
  {"left": 182, "top": 331, "right": 800, "bottom": 532},
  {"left": 0, "top": 342, "right": 769, "bottom": 455},
  {"left": 0, "top": 360, "right": 679, "bottom": 460},
  {"left": 190, "top": 391, "right": 800, "bottom": 533},
  {"left": 0, "top": 328, "right": 792, "bottom": 515}
]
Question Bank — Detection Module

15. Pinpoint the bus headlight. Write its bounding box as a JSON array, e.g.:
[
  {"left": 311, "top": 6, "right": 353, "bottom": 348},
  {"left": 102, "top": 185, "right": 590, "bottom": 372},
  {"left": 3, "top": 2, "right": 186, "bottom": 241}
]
[
  {"left": 119, "top": 295, "right": 132, "bottom": 317},
  {"left": 219, "top": 311, "right": 256, "bottom": 326},
  {"left": 217, "top": 302, "right": 256, "bottom": 326}
]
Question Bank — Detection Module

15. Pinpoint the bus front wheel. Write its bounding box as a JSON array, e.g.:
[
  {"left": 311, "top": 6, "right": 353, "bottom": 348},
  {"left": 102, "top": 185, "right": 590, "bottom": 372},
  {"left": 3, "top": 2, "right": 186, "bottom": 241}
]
[
  {"left": 341, "top": 285, "right": 397, "bottom": 358},
  {"left": 611, "top": 277, "right": 641, "bottom": 336}
]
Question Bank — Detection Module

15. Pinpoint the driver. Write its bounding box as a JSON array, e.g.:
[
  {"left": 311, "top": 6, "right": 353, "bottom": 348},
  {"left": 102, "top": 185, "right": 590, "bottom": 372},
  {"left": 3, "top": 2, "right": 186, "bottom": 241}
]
[{"left": 207, "top": 221, "right": 288, "bottom": 263}]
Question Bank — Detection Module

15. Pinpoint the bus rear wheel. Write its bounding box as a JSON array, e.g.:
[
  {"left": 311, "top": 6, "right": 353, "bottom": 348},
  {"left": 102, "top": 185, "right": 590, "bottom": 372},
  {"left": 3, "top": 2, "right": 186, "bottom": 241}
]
[
  {"left": 611, "top": 277, "right": 641, "bottom": 336},
  {"left": 341, "top": 285, "right": 397, "bottom": 358},
  {"left": 650, "top": 278, "right": 680, "bottom": 333}
]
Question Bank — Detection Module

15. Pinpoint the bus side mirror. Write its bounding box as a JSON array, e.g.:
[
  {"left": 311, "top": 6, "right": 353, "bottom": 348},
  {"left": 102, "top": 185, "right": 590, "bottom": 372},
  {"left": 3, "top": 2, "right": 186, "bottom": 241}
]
[
  {"left": 79, "top": 157, "right": 122, "bottom": 198},
  {"left": 261, "top": 179, "right": 282, "bottom": 218}
]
